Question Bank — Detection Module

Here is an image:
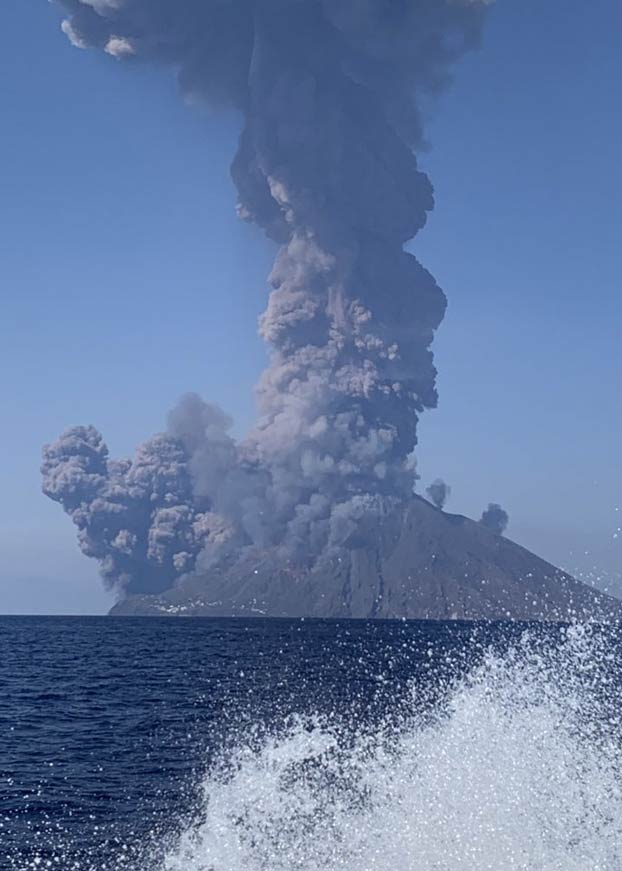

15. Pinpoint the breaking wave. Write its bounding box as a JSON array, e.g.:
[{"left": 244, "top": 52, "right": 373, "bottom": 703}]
[{"left": 163, "top": 624, "right": 622, "bottom": 871}]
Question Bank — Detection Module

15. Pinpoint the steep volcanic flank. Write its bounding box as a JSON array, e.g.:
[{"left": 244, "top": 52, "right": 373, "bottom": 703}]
[{"left": 110, "top": 497, "right": 620, "bottom": 621}]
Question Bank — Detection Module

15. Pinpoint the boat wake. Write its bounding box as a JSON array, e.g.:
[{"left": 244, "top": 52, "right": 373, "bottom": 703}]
[{"left": 163, "top": 625, "right": 622, "bottom": 871}]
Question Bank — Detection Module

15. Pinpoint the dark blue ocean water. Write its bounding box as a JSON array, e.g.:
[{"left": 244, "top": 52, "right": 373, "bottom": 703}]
[{"left": 1, "top": 617, "right": 621, "bottom": 870}]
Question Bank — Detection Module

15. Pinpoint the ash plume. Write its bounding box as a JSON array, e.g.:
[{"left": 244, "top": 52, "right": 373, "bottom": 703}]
[
  {"left": 41, "top": 400, "right": 241, "bottom": 593},
  {"left": 426, "top": 478, "right": 451, "bottom": 510},
  {"left": 480, "top": 503, "right": 510, "bottom": 536},
  {"left": 43, "top": 0, "right": 493, "bottom": 596}
]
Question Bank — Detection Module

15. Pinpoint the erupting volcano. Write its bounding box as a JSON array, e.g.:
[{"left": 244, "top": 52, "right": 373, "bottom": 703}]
[{"left": 42, "top": 0, "right": 619, "bottom": 620}]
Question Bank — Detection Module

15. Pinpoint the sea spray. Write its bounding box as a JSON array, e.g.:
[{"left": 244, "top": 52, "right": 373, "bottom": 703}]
[
  {"left": 6, "top": 621, "right": 622, "bottom": 871},
  {"left": 163, "top": 624, "right": 622, "bottom": 871}
]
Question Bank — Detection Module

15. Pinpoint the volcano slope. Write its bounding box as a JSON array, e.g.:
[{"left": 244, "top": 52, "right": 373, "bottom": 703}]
[{"left": 110, "top": 497, "right": 620, "bottom": 621}]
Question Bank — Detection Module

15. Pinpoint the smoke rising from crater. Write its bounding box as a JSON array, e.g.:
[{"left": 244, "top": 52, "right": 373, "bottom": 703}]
[
  {"left": 43, "top": 0, "right": 493, "bottom": 595},
  {"left": 480, "top": 503, "right": 510, "bottom": 536},
  {"left": 426, "top": 479, "right": 451, "bottom": 511}
]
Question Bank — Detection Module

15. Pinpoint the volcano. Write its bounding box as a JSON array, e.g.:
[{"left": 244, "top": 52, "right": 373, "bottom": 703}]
[{"left": 110, "top": 497, "right": 619, "bottom": 621}]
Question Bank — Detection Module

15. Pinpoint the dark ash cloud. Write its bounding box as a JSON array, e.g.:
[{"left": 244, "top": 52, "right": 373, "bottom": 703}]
[
  {"left": 480, "top": 503, "right": 510, "bottom": 536},
  {"left": 43, "top": 0, "right": 493, "bottom": 595},
  {"left": 426, "top": 478, "right": 451, "bottom": 510}
]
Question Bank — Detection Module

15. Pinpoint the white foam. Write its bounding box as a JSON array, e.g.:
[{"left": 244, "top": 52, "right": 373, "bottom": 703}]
[{"left": 163, "top": 625, "right": 622, "bottom": 871}]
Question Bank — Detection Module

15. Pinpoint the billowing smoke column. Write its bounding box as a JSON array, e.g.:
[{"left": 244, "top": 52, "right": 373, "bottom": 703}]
[
  {"left": 43, "top": 0, "right": 493, "bottom": 595},
  {"left": 426, "top": 478, "right": 451, "bottom": 510},
  {"left": 480, "top": 503, "right": 510, "bottom": 536}
]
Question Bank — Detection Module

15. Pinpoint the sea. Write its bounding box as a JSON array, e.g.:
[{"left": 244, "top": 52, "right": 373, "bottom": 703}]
[{"left": 1, "top": 615, "right": 622, "bottom": 870}]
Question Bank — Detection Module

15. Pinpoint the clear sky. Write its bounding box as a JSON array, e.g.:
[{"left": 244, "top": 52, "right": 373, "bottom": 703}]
[{"left": 1, "top": 0, "right": 620, "bottom": 614}]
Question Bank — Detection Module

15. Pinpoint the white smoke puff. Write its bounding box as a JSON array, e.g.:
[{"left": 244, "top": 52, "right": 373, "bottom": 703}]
[
  {"left": 112, "top": 529, "right": 136, "bottom": 555},
  {"left": 172, "top": 551, "right": 192, "bottom": 572},
  {"left": 79, "top": 0, "right": 123, "bottom": 11},
  {"left": 267, "top": 177, "right": 292, "bottom": 212},
  {"left": 105, "top": 36, "right": 135, "bottom": 58},
  {"left": 61, "top": 19, "right": 88, "bottom": 49}
]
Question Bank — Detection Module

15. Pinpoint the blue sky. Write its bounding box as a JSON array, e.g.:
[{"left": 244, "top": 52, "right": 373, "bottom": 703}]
[{"left": 1, "top": 0, "right": 620, "bottom": 613}]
